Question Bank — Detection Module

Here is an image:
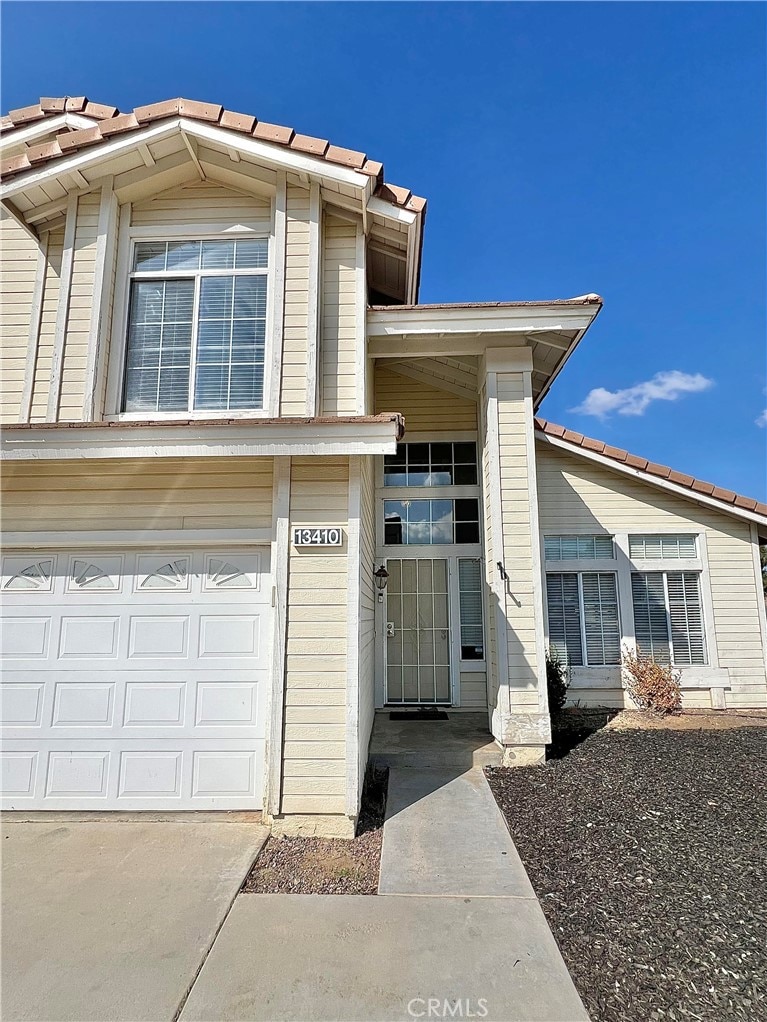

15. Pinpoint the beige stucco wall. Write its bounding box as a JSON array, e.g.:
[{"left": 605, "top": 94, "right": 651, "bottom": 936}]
[{"left": 536, "top": 442, "right": 767, "bottom": 709}]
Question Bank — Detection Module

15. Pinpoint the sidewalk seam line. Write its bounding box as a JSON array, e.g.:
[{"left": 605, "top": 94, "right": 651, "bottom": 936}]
[{"left": 172, "top": 845, "right": 262, "bottom": 1022}]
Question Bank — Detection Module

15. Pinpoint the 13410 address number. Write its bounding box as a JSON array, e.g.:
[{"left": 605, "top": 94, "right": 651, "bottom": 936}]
[{"left": 292, "top": 527, "right": 343, "bottom": 547}]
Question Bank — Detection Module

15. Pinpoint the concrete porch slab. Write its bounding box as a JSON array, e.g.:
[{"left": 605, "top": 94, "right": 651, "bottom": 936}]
[
  {"left": 379, "top": 767, "right": 537, "bottom": 898},
  {"left": 369, "top": 711, "right": 502, "bottom": 771},
  {"left": 1, "top": 818, "right": 268, "bottom": 1022},
  {"left": 180, "top": 893, "right": 588, "bottom": 1022}
]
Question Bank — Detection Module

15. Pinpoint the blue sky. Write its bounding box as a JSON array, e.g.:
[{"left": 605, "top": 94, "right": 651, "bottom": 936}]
[{"left": 3, "top": 2, "right": 765, "bottom": 499}]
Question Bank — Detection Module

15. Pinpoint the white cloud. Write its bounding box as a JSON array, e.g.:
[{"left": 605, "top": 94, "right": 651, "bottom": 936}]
[
  {"left": 756, "top": 409, "right": 767, "bottom": 428},
  {"left": 571, "top": 370, "right": 714, "bottom": 419}
]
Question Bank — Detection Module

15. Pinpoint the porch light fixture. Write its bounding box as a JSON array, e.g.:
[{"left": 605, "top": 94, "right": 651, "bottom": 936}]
[{"left": 374, "top": 565, "right": 389, "bottom": 603}]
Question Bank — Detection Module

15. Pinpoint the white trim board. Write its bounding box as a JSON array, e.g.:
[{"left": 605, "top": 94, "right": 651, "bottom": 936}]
[
  {"left": 536, "top": 432, "right": 767, "bottom": 530},
  {"left": 1, "top": 529, "right": 272, "bottom": 549},
  {"left": 1, "top": 420, "right": 401, "bottom": 460}
]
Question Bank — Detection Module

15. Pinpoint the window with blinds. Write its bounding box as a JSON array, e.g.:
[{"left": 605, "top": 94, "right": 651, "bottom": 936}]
[
  {"left": 458, "top": 558, "right": 484, "bottom": 660},
  {"left": 544, "top": 535, "right": 614, "bottom": 560},
  {"left": 631, "top": 571, "right": 706, "bottom": 666},
  {"left": 123, "top": 239, "right": 268, "bottom": 413},
  {"left": 546, "top": 572, "right": 620, "bottom": 666},
  {"left": 629, "top": 534, "right": 697, "bottom": 559}
]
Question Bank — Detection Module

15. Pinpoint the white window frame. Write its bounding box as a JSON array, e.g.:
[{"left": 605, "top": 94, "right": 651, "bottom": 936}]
[
  {"left": 542, "top": 528, "right": 722, "bottom": 687},
  {"left": 105, "top": 222, "right": 276, "bottom": 421}
]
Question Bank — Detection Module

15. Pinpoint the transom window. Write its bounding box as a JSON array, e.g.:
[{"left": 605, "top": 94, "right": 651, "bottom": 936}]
[
  {"left": 629, "top": 534, "right": 697, "bottom": 559},
  {"left": 384, "top": 499, "right": 480, "bottom": 546},
  {"left": 544, "top": 535, "right": 614, "bottom": 561},
  {"left": 384, "top": 442, "right": 478, "bottom": 486},
  {"left": 123, "top": 238, "right": 268, "bottom": 413}
]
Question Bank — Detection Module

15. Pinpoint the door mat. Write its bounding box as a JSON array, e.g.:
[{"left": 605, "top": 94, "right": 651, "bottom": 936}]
[{"left": 389, "top": 709, "right": 449, "bottom": 721}]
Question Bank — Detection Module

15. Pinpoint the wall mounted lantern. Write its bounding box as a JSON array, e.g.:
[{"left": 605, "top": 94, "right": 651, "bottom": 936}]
[{"left": 374, "top": 565, "right": 389, "bottom": 603}]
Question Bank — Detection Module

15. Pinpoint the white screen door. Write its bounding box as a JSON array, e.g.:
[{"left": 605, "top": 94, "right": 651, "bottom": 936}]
[{"left": 385, "top": 558, "right": 451, "bottom": 704}]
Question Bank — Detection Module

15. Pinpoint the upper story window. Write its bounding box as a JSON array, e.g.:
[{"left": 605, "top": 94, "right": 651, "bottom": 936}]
[
  {"left": 123, "top": 239, "right": 268, "bottom": 413},
  {"left": 384, "top": 442, "right": 478, "bottom": 486}
]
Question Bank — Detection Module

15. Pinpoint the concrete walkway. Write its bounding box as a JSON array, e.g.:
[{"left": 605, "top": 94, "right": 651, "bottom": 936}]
[
  {"left": 182, "top": 713, "right": 588, "bottom": 1022},
  {"left": 1, "top": 816, "right": 268, "bottom": 1022}
]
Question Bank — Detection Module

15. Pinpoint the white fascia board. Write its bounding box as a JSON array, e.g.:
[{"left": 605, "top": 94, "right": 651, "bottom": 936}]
[
  {"left": 0, "top": 121, "right": 182, "bottom": 200},
  {"left": 180, "top": 120, "right": 369, "bottom": 192},
  {"left": 0, "top": 114, "right": 98, "bottom": 151},
  {"left": 1, "top": 421, "right": 400, "bottom": 461},
  {"left": 366, "top": 196, "right": 417, "bottom": 225},
  {"left": 1, "top": 118, "right": 370, "bottom": 204},
  {"left": 367, "top": 304, "right": 599, "bottom": 339},
  {"left": 536, "top": 431, "right": 767, "bottom": 530}
]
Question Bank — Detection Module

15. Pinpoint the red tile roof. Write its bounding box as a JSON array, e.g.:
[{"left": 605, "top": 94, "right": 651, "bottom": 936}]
[
  {"left": 0, "top": 96, "right": 425, "bottom": 213},
  {"left": 535, "top": 418, "right": 767, "bottom": 519}
]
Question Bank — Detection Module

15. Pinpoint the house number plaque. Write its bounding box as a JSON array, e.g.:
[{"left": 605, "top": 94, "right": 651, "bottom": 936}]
[{"left": 292, "top": 527, "right": 343, "bottom": 547}]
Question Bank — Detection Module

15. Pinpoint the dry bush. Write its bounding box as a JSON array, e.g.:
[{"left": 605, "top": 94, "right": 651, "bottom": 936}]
[{"left": 622, "top": 646, "right": 682, "bottom": 715}]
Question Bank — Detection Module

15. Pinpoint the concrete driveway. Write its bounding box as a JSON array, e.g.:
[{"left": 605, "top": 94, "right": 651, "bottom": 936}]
[{"left": 1, "top": 815, "right": 268, "bottom": 1022}]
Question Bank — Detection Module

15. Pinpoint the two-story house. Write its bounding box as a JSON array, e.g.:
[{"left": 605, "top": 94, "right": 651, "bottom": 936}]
[{"left": 2, "top": 96, "right": 766, "bottom": 837}]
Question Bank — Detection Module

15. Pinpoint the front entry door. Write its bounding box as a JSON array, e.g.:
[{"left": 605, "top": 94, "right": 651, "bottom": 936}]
[{"left": 385, "top": 558, "right": 451, "bottom": 704}]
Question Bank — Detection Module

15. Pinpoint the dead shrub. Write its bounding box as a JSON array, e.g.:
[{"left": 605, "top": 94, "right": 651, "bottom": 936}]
[{"left": 622, "top": 645, "right": 682, "bottom": 715}]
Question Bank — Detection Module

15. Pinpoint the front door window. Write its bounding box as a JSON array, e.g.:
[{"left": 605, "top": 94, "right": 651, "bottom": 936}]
[{"left": 385, "top": 558, "right": 451, "bottom": 704}]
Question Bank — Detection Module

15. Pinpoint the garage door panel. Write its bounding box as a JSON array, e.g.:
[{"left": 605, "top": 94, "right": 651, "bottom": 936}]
[
  {"left": 1, "top": 740, "right": 264, "bottom": 810},
  {"left": 2, "top": 674, "right": 267, "bottom": 739},
  {"left": 0, "top": 548, "right": 270, "bottom": 810}
]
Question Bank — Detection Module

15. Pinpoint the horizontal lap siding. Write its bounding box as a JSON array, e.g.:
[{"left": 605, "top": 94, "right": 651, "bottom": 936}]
[
  {"left": 30, "top": 228, "right": 64, "bottom": 421},
  {"left": 59, "top": 192, "right": 100, "bottom": 420},
  {"left": 2, "top": 457, "right": 274, "bottom": 532},
  {"left": 130, "top": 182, "right": 270, "bottom": 226},
  {"left": 282, "top": 457, "right": 350, "bottom": 815},
  {"left": 536, "top": 443, "right": 767, "bottom": 709},
  {"left": 375, "top": 364, "right": 477, "bottom": 432},
  {"left": 281, "top": 185, "right": 310, "bottom": 415},
  {"left": 460, "top": 672, "right": 487, "bottom": 707},
  {"left": 1, "top": 211, "right": 38, "bottom": 423},
  {"left": 321, "top": 218, "right": 357, "bottom": 416}
]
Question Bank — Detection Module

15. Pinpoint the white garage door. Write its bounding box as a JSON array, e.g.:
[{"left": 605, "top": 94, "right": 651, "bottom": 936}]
[{"left": 0, "top": 548, "right": 271, "bottom": 810}]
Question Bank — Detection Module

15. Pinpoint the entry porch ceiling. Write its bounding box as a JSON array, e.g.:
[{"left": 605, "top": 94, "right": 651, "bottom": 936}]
[{"left": 367, "top": 299, "right": 602, "bottom": 407}]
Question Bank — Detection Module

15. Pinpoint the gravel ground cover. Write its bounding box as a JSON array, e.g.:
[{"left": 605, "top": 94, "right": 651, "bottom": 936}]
[
  {"left": 242, "top": 766, "right": 388, "bottom": 895},
  {"left": 486, "top": 726, "right": 767, "bottom": 1022}
]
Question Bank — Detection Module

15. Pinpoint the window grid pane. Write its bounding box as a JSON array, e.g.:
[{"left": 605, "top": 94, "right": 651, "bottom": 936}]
[
  {"left": 383, "top": 499, "right": 480, "bottom": 545},
  {"left": 383, "top": 442, "right": 478, "bottom": 487},
  {"left": 629, "top": 534, "right": 697, "bottom": 559},
  {"left": 123, "top": 279, "right": 194, "bottom": 412},
  {"left": 458, "top": 558, "right": 484, "bottom": 660},
  {"left": 546, "top": 573, "right": 583, "bottom": 666}
]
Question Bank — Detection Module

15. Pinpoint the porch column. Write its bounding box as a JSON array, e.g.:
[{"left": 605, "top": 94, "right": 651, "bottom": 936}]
[{"left": 480, "top": 347, "right": 550, "bottom": 764}]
